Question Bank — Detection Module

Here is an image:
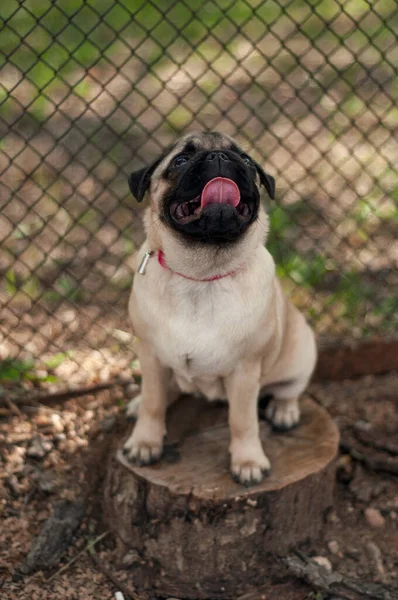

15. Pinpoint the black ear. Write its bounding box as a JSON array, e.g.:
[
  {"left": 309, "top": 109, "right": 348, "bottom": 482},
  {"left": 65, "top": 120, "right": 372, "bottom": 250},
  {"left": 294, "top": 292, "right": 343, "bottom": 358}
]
[
  {"left": 128, "top": 159, "right": 161, "bottom": 202},
  {"left": 254, "top": 162, "right": 275, "bottom": 200}
]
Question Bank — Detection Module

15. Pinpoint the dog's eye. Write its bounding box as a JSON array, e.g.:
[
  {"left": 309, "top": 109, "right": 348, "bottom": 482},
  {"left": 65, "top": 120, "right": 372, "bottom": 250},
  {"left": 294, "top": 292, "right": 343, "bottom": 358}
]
[
  {"left": 172, "top": 155, "right": 189, "bottom": 168},
  {"left": 242, "top": 155, "right": 252, "bottom": 165}
]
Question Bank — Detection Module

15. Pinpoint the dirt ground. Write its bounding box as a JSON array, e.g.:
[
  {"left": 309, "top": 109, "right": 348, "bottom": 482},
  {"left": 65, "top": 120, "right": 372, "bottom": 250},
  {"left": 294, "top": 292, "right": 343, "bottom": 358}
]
[{"left": 1, "top": 371, "right": 397, "bottom": 600}]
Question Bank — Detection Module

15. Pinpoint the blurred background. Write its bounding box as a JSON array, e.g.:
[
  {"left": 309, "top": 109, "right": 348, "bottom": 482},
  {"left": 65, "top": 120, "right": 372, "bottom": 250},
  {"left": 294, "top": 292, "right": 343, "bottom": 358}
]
[{"left": 1, "top": 0, "right": 397, "bottom": 392}]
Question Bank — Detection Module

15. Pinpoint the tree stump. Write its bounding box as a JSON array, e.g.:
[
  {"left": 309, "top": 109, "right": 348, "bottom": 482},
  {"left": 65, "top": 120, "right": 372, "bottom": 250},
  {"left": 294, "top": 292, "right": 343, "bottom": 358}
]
[{"left": 103, "top": 395, "right": 339, "bottom": 599}]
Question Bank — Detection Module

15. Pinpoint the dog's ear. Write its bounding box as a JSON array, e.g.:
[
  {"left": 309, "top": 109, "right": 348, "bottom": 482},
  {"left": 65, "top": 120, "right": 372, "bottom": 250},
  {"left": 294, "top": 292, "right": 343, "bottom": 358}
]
[
  {"left": 254, "top": 162, "right": 275, "bottom": 200},
  {"left": 128, "top": 158, "right": 161, "bottom": 202}
]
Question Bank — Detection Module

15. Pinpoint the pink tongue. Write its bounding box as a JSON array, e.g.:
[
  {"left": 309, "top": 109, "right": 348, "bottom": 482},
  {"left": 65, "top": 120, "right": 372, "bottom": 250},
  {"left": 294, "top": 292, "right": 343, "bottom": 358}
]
[{"left": 200, "top": 177, "right": 240, "bottom": 208}]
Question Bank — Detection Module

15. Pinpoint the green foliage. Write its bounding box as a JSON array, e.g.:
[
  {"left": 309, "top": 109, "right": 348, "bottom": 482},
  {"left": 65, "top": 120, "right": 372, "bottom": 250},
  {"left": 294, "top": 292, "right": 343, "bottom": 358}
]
[
  {"left": 278, "top": 254, "right": 331, "bottom": 288},
  {"left": 0, "top": 359, "right": 35, "bottom": 383},
  {"left": 131, "top": 358, "right": 141, "bottom": 384},
  {"left": 267, "top": 201, "right": 396, "bottom": 332},
  {"left": 1, "top": 358, "right": 50, "bottom": 384},
  {"left": 0, "top": 351, "right": 72, "bottom": 385},
  {"left": 4, "top": 269, "right": 17, "bottom": 295},
  {"left": 1, "top": 0, "right": 396, "bottom": 92},
  {"left": 55, "top": 275, "right": 85, "bottom": 302},
  {"left": 4, "top": 271, "right": 42, "bottom": 300},
  {"left": 45, "top": 351, "right": 73, "bottom": 369}
]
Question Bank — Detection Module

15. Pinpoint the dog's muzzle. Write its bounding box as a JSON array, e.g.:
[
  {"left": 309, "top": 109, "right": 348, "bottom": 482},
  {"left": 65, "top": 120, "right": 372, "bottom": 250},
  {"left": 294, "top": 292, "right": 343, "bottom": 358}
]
[{"left": 166, "top": 151, "right": 259, "bottom": 243}]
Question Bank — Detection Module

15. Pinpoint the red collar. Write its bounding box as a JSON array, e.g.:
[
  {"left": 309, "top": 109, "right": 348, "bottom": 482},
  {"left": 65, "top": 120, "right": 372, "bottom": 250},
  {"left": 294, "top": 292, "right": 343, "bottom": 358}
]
[{"left": 157, "top": 250, "right": 238, "bottom": 282}]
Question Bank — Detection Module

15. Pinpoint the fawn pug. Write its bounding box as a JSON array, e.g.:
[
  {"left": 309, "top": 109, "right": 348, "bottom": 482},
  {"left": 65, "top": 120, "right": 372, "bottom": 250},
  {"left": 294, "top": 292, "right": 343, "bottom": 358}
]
[{"left": 123, "top": 131, "right": 316, "bottom": 486}]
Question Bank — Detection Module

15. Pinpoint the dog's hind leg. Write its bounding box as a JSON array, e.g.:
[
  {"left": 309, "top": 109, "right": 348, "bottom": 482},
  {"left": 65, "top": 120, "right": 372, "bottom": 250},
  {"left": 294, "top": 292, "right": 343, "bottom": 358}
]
[
  {"left": 126, "top": 394, "right": 142, "bottom": 420},
  {"left": 261, "top": 380, "right": 303, "bottom": 432},
  {"left": 260, "top": 316, "right": 317, "bottom": 432}
]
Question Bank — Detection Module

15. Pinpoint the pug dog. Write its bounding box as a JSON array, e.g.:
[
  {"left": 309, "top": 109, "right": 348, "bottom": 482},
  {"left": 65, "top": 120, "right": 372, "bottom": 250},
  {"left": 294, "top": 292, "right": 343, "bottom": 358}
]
[{"left": 123, "top": 131, "right": 317, "bottom": 486}]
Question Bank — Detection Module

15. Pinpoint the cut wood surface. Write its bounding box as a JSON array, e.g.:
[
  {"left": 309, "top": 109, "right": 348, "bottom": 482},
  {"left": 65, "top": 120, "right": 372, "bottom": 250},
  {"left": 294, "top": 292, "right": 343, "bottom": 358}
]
[{"left": 103, "top": 395, "right": 339, "bottom": 599}]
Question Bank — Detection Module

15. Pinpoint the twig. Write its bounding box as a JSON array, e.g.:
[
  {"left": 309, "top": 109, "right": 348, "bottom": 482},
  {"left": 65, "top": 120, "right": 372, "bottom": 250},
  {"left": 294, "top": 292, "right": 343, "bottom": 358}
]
[
  {"left": 88, "top": 547, "right": 147, "bottom": 600},
  {"left": 45, "top": 531, "right": 109, "bottom": 583},
  {"left": 354, "top": 427, "right": 398, "bottom": 456},
  {"left": 4, "top": 378, "right": 136, "bottom": 406},
  {"left": 283, "top": 552, "right": 396, "bottom": 600},
  {"left": 5, "top": 397, "right": 23, "bottom": 416},
  {"left": 340, "top": 437, "right": 398, "bottom": 476}
]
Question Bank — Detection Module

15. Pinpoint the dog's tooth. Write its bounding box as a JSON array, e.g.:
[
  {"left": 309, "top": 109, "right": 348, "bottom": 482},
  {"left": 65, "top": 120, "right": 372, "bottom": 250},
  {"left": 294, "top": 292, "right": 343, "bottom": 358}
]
[{"left": 175, "top": 205, "right": 185, "bottom": 219}]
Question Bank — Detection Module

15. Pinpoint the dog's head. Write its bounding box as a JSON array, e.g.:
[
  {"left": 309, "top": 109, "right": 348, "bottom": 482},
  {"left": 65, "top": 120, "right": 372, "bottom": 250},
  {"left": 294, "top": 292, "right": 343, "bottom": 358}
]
[{"left": 129, "top": 132, "right": 275, "bottom": 244}]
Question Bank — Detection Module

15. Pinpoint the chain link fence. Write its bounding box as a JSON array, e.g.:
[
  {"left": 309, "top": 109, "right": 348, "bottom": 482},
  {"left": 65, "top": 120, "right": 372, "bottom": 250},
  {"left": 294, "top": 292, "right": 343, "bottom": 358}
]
[{"left": 1, "top": 0, "right": 397, "bottom": 390}]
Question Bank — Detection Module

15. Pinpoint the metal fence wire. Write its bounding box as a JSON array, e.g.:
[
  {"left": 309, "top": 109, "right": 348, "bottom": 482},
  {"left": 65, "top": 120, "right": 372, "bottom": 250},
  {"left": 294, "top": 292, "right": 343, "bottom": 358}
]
[{"left": 1, "top": 0, "right": 397, "bottom": 389}]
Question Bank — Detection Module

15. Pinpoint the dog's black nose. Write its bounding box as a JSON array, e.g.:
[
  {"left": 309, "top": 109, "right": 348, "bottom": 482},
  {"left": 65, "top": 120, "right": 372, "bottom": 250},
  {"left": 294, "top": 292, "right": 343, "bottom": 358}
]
[{"left": 206, "top": 151, "right": 229, "bottom": 162}]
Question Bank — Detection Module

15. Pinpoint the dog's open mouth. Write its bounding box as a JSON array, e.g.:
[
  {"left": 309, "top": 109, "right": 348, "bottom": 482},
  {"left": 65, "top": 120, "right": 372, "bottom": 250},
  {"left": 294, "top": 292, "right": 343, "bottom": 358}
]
[{"left": 171, "top": 177, "right": 251, "bottom": 224}]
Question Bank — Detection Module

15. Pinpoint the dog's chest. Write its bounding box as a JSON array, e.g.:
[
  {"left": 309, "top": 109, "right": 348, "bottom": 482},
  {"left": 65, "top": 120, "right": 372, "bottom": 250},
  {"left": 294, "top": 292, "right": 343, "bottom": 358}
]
[{"left": 136, "top": 277, "right": 266, "bottom": 378}]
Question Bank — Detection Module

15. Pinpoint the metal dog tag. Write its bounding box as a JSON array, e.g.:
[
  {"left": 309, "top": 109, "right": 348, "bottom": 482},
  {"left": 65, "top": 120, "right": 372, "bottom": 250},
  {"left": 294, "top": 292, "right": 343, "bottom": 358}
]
[{"left": 137, "top": 251, "right": 153, "bottom": 275}]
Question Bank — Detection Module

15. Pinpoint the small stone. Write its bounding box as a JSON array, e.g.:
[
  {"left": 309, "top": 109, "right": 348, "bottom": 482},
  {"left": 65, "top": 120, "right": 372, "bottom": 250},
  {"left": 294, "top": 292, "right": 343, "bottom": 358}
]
[
  {"left": 60, "top": 310, "right": 76, "bottom": 323},
  {"left": 126, "top": 383, "right": 140, "bottom": 398},
  {"left": 365, "top": 507, "right": 385, "bottom": 528},
  {"left": 63, "top": 439, "right": 77, "bottom": 453},
  {"left": 354, "top": 420, "right": 372, "bottom": 431},
  {"left": 327, "top": 511, "right": 339, "bottom": 524},
  {"left": 99, "top": 416, "right": 116, "bottom": 433},
  {"left": 83, "top": 410, "right": 95, "bottom": 422},
  {"left": 345, "top": 546, "right": 360, "bottom": 560},
  {"left": 366, "top": 541, "right": 385, "bottom": 576},
  {"left": 312, "top": 556, "right": 332, "bottom": 572},
  {"left": 246, "top": 498, "right": 257, "bottom": 507},
  {"left": 336, "top": 454, "right": 353, "bottom": 483},
  {"left": 26, "top": 436, "right": 53, "bottom": 459},
  {"left": 34, "top": 414, "right": 50, "bottom": 427},
  {"left": 112, "top": 329, "right": 132, "bottom": 343},
  {"left": 6, "top": 475, "right": 21, "bottom": 497},
  {"left": 328, "top": 540, "right": 340, "bottom": 555},
  {"left": 35, "top": 369, "right": 48, "bottom": 380},
  {"left": 350, "top": 465, "right": 386, "bottom": 502},
  {"left": 121, "top": 550, "right": 141, "bottom": 567},
  {"left": 50, "top": 413, "right": 64, "bottom": 433},
  {"left": 37, "top": 476, "right": 55, "bottom": 494}
]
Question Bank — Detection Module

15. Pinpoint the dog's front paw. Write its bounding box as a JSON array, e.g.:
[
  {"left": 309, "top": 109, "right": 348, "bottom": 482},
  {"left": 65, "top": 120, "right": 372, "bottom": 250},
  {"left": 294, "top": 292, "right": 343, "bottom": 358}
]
[
  {"left": 265, "top": 397, "right": 300, "bottom": 431},
  {"left": 123, "top": 418, "right": 164, "bottom": 465},
  {"left": 123, "top": 433, "right": 163, "bottom": 465},
  {"left": 230, "top": 441, "right": 271, "bottom": 487}
]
